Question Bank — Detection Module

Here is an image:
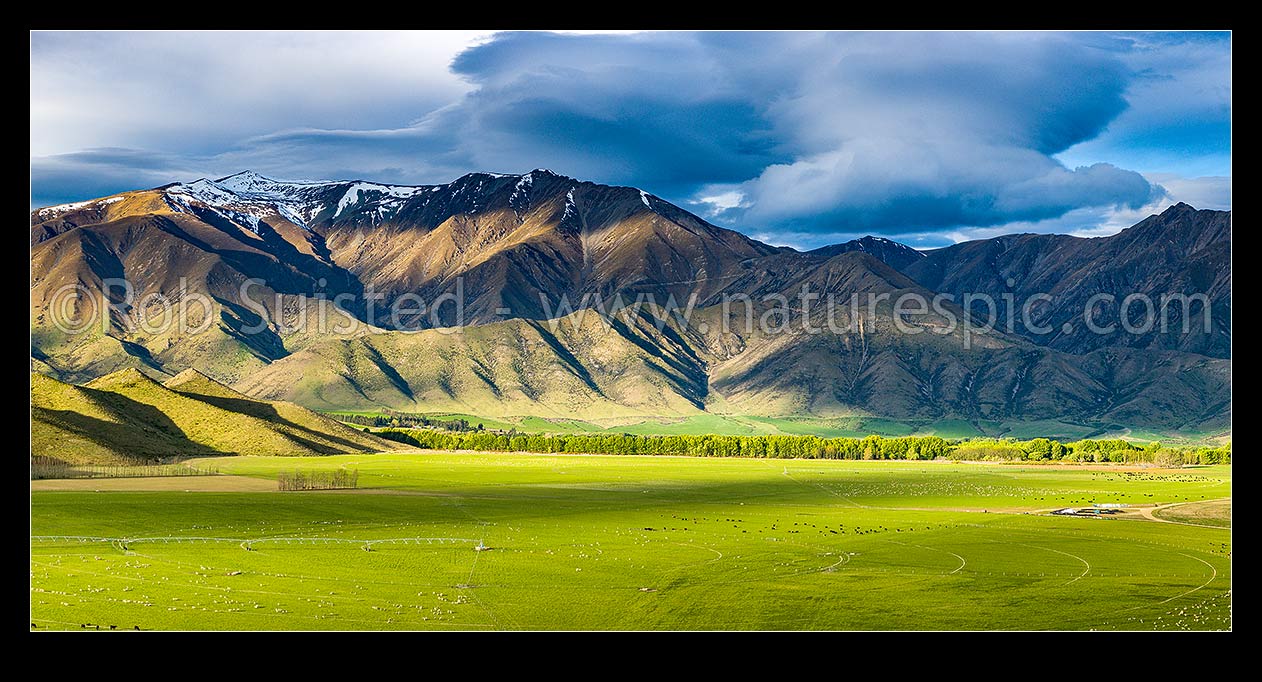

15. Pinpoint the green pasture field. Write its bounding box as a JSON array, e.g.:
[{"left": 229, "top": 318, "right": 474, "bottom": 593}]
[{"left": 30, "top": 455, "right": 1231, "bottom": 630}]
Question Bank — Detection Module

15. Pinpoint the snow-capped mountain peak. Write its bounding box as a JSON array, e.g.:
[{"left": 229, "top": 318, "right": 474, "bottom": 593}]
[
  {"left": 213, "top": 171, "right": 342, "bottom": 199},
  {"left": 163, "top": 174, "right": 339, "bottom": 232},
  {"left": 215, "top": 170, "right": 278, "bottom": 192},
  {"left": 170, "top": 178, "right": 240, "bottom": 205},
  {"left": 333, "top": 181, "right": 429, "bottom": 219}
]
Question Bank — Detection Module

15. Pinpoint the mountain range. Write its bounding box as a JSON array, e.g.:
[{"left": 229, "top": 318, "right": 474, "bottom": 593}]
[{"left": 31, "top": 170, "right": 1231, "bottom": 438}]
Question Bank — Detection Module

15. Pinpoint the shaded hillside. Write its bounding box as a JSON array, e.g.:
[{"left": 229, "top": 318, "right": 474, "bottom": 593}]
[
  {"left": 31, "top": 370, "right": 391, "bottom": 463},
  {"left": 902, "top": 203, "right": 1231, "bottom": 358}
]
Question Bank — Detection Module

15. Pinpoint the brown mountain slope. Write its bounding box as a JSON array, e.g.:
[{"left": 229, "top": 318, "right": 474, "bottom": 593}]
[
  {"left": 31, "top": 205, "right": 370, "bottom": 385},
  {"left": 317, "top": 170, "right": 781, "bottom": 327},
  {"left": 31, "top": 170, "right": 780, "bottom": 381}
]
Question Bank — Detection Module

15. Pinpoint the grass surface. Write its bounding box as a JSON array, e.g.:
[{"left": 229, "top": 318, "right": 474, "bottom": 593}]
[
  {"left": 31, "top": 455, "right": 1230, "bottom": 630},
  {"left": 1154, "top": 499, "right": 1232, "bottom": 528}
]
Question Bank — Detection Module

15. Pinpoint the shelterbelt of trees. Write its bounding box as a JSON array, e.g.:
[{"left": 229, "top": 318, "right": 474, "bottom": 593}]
[{"left": 373, "top": 429, "right": 1231, "bottom": 465}]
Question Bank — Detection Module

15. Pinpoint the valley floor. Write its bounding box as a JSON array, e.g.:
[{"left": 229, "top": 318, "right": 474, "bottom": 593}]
[
  {"left": 30, "top": 455, "right": 1231, "bottom": 631},
  {"left": 30, "top": 476, "right": 277, "bottom": 492}
]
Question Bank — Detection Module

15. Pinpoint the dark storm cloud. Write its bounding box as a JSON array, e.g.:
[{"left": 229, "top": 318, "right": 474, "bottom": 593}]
[
  {"left": 30, "top": 148, "right": 201, "bottom": 208},
  {"left": 204, "top": 31, "right": 792, "bottom": 195},
  {"left": 432, "top": 31, "right": 1166, "bottom": 232}
]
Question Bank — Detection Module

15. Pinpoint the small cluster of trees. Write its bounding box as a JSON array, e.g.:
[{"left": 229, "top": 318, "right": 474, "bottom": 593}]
[
  {"left": 276, "top": 469, "right": 359, "bottom": 491},
  {"left": 337, "top": 411, "right": 484, "bottom": 432},
  {"left": 950, "top": 438, "right": 1104, "bottom": 462},
  {"left": 376, "top": 429, "right": 1230, "bottom": 466}
]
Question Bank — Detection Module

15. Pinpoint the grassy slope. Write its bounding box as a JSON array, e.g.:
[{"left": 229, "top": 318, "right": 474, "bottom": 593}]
[
  {"left": 162, "top": 368, "right": 389, "bottom": 453},
  {"left": 235, "top": 312, "right": 709, "bottom": 419},
  {"left": 31, "top": 370, "right": 392, "bottom": 462},
  {"left": 31, "top": 456, "right": 1231, "bottom": 630},
  {"left": 32, "top": 373, "right": 218, "bottom": 463}
]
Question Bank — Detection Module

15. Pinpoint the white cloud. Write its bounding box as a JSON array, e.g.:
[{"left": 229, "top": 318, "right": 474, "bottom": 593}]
[
  {"left": 694, "top": 188, "right": 747, "bottom": 212},
  {"left": 30, "top": 31, "right": 486, "bottom": 156},
  {"left": 1142, "top": 173, "right": 1231, "bottom": 210}
]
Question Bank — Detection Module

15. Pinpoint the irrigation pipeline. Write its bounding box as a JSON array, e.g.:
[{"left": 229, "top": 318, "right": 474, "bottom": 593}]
[{"left": 30, "top": 536, "right": 478, "bottom": 551}]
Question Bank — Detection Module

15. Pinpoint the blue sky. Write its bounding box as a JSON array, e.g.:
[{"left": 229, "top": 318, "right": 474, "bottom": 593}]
[{"left": 30, "top": 30, "right": 1230, "bottom": 249}]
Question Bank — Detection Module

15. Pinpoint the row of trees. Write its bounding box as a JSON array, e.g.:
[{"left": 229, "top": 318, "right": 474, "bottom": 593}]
[
  {"left": 380, "top": 430, "right": 950, "bottom": 460},
  {"left": 30, "top": 456, "right": 220, "bottom": 480},
  {"left": 376, "top": 429, "right": 1230, "bottom": 465}
]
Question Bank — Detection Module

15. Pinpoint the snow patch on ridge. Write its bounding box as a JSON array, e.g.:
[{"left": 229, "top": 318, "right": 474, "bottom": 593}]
[
  {"left": 274, "top": 203, "right": 308, "bottom": 229},
  {"left": 334, "top": 182, "right": 425, "bottom": 219},
  {"left": 510, "top": 173, "right": 535, "bottom": 220},
  {"left": 35, "top": 195, "right": 125, "bottom": 219}
]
